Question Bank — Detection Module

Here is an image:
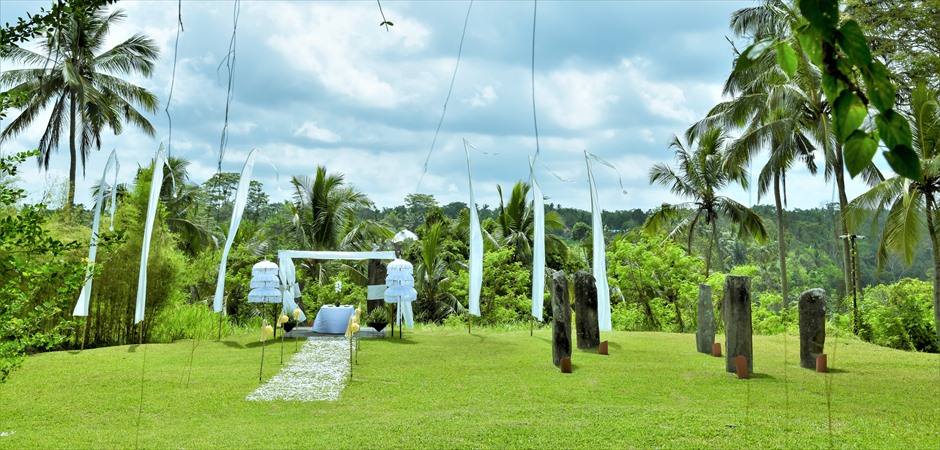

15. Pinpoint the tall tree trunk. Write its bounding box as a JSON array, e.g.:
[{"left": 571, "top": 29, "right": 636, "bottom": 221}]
[
  {"left": 705, "top": 217, "right": 717, "bottom": 277},
  {"left": 924, "top": 194, "right": 940, "bottom": 339},
  {"left": 834, "top": 145, "right": 854, "bottom": 303},
  {"left": 774, "top": 171, "right": 789, "bottom": 310},
  {"left": 67, "top": 91, "right": 77, "bottom": 213}
]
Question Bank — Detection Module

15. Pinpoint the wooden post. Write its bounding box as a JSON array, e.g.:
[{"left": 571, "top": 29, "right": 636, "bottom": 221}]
[
  {"left": 550, "top": 271, "right": 572, "bottom": 367},
  {"left": 723, "top": 275, "right": 752, "bottom": 374},
  {"left": 799, "top": 288, "right": 827, "bottom": 369},
  {"left": 367, "top": 259, "right": 388, "bottom": 315},
  {"left": 696, "top": 284, "right": 715, "bottom": 354},
  {"left": 573, "top": 271, "right": 599, "bottom": 350}
]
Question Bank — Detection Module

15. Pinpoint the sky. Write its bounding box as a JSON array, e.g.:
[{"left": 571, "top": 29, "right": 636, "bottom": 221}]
[{"left": 0, "top": 0, "right": 882, "bottom": 214}]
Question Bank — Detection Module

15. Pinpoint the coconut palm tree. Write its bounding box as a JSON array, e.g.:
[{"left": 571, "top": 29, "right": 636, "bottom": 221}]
[
  {"left": 846, "top": 84, "right": 940, "bottom": 339},
  {"left": 0, "top": 7, "right": 159, "bottom": 211},
  {"left": 414, "top": 221, "right": 464, "bottom": 322},
  {"left": 643, "top": 126, "right": 768, "bottom": 276},
  {"left": 290, "top": 166, "right": 389, "bottom": 284}
]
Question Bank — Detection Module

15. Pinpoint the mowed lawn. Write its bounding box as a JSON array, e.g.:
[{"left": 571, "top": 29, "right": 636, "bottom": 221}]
[{"left": 0, "top": 328, "right": 938, "bottom": 449}]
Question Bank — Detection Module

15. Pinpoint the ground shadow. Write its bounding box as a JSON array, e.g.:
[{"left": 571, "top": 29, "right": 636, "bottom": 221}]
[
  {"left": 222, "top": 340, "right": 245, "bottom": 349},
  {"left": 127, "top": 344, "right": 139, "bottom": 353}
]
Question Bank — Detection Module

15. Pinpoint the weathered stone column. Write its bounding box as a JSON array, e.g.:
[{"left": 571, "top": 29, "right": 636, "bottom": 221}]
[
  {"left": 723, "top": 275, "right": 752, "bottom": 373},
  {"left": 550, "top": 270, "right": 572, "bottom": 367},
  {"left": 799, "top": 288, "right": 827, "bottom": 369},
  {"left": 573, "top": 271, "right": 600, "bottom": 350},
  {"left": 696, "top": 284, "right": 715, "bottom": 354},
  {"left": 366, "top": 259, "right": 388, "bottom": 314}
]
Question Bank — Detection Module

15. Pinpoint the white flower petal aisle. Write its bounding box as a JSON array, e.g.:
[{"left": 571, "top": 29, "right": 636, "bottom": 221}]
[{"left": 246, "top": 336, "right": 350, "bottom": 402}]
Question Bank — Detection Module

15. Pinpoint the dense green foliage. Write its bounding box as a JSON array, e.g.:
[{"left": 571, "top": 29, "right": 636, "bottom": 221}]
[{"left": 0, "top": 151, "right": 85, "bottom": 383}]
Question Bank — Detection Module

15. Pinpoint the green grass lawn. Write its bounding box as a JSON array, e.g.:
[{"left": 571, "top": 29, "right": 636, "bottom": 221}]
[{"left": 1, "top": 328, "right": 938, "bottom": 449}]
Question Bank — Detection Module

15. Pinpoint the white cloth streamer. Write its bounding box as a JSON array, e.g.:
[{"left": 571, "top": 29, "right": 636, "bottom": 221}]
[
  {"left": 135, "top": 147, "right": 166, "bottom": 324},
  {"left": 586, "top": 151, "right": 612, "bottom": 331},
  {"left": 74, "top": 150, "right": 119, "bottom": 316},
  {"left": 214, "top": 149, "right": 260, "bottom": 313}
]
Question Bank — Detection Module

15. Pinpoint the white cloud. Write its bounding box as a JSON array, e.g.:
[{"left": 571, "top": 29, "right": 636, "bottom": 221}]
[
  {"left": 621, "top": 57, "right": 697, "bottom": 123},
  {"left": 294, "top": 121, "right": 341, "bottom": 143},
  {"left": 540, "top": 68, "right": 619, "bottom": 130},
  {"left": 465, "top": 85, "right": 498, "bottom": 107}
]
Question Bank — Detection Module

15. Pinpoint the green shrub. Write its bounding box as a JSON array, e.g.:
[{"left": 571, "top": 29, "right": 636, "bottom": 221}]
[{"left": 859, "top": 279, "right": 938, "bottom": 352}]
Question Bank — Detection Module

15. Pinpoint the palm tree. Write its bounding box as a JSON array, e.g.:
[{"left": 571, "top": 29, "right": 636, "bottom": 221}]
[
  {"left": 0, "top": 7, "right": 159, "bottom": 211},
  {"left": 709, "top": 0, "right": 883, "bottom": 309},
  {"left": 846, "top": 84, "right": 940, "bottom": 339},
  {"left": 494, "top": 180, "right": 566, "bottom": 264},
  {"left": 643, "top": 126, "right": 768, "bottom": 276},
  {"left": 414, "top": 222, "right": 463, "bottom": 322},
  {"left": 290, "top": 166, "right": 386, "bottom": 284}
]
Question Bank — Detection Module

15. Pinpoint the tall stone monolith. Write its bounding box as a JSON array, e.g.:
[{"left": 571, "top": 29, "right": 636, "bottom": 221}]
[
  {"left": 574, "top": 271, "right": 600, "bottom": 350},
  {"left": 723, "top": 275, "right": 752, "bottom": 373},
  {"left": 550, "top": 270, "right": 572, "bottom": 367},
  {"left": 696, "top": 284, "right": 715, "bottom": 354},
  {"left": 799, "top": 288, "right": 827, "bottom": 369}
]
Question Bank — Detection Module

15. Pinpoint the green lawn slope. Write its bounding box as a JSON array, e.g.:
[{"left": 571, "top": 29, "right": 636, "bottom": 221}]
[{"left": 0, "top": 329, "right": 938, "bottom": 448}]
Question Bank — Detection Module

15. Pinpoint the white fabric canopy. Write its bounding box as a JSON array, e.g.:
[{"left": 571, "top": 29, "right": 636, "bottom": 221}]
[
  {"left": 277, "top": 250, "right": 396, "bottom": 260},
  {"left": 586, "top": 152, "right": 612, "bottom": 332},
  {"left": 74, "top": 149, "right": 119, "bottom": 317},
  {"left": 214, "top": 148, "right": 261, "bottom": 313},
  {"left": 465, "top": 140, "right": 482, "bottom": 316},
  {"left": 135, "top": 147, "right": 166, "bottom": 324}
]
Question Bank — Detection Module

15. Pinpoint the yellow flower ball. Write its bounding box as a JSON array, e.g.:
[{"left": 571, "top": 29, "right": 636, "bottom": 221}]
[
  {"left": 278, "top": 314, "right": 289, "bottom": 325},
  {"left": 293, "top": 308, "right": 301, "bottom": 320}
]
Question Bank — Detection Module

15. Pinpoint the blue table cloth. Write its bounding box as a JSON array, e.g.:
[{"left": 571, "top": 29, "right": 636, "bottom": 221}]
[{"left": 312, "top": 305, "right": 355, "bottom": 334}]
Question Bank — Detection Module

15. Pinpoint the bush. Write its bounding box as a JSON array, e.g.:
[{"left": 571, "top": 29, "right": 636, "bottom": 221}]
[{"left": 859, "top": 279, "right": 938, "bottom": 352}]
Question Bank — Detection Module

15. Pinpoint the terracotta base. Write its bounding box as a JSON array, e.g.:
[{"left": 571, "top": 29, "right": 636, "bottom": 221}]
[
  {"left": 734, "top": 355, "right": 750, "bottom": 379},
  {"left": 816, "top": 354, "right": 828, "bottom": 373},
  {"left": 599, "top": 341, "right": 609, "bottom": 355},
  {"left": 712, "top": 343, "right": 722, "bottom": 357},
  {"left": 560, "top": 357, "right": 572, "bottom": 373}
]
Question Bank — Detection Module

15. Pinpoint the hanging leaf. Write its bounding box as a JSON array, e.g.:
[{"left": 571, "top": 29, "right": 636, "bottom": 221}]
[
  {"left": 734, "top": 39, "right": 775, "bottom": 73},
  {"left": 795, "top": 23, "right": 823, "bottom": 66},
  {"left": 798, "top": 0, "right": 839, "bottom": 32},
  {"left": 883, "top": 145, "right": 922, "bottom": 181},
  {"left": 862, "top": 61, "right": 896, "bottom": 112},
  {"left": 844, "top": 130, "right": 878, "bottom": 177},
  {"left": 875, "top": 109, "right": 913, "bottom": 151},
  {"left": 821, "top": 72, "right": 845, "bottom": 103},
  {"left": 836, "top": 20, "right": 872, "bottom": 67},
  {"left": 776, "top": 41, "right": 798, "bottom": 79},
  {"left": 833, "top": 90, "right": 867, "bottom": 142}
]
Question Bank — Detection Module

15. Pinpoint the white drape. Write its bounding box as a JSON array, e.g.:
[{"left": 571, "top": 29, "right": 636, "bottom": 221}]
[
  {"left": 135, "top": 147, "right": 166, "bottom": 324},
  {"left": 530, "top": 158, "right": 545, "bottom": 321},
  {"left": 586, "top": 152, "right": 612, "bottom": 331},
  {"left": 465, "top": 140, "right": 482, "bottom": 316},
  {"left": 214, "top": 149, "right": 260, "bottom": 313},
  {"left": 276, "top": 256, "right": 307, "bottom": 323},
  {"left": 74, "top": 150, "right": 119, "bottom": 316}
]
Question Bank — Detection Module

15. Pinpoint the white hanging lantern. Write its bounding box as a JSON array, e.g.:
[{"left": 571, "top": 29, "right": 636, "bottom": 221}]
[
  {"left": 248, "top": 287, "right": 282, "bottom": 303},
  {"left": 250, "top": 273, "right": 280, "bottom": 289}
]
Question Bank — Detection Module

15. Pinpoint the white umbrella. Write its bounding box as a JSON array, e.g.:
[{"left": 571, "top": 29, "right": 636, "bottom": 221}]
[{"left": 392, "top": 229, "right": 418, "bottom": 243}]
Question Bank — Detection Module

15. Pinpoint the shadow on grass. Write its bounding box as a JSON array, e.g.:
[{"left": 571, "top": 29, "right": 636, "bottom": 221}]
[
  {"left": 128, "top": 344, "right": 139, "bottom": 353},
  {"left": 222, "top": 340, "right": 245, "bottom": 349}
]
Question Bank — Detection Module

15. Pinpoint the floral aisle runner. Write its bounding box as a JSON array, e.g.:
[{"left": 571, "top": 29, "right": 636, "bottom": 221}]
[{"left": 247, "top": 336, "right": 350, "bottom": 402}]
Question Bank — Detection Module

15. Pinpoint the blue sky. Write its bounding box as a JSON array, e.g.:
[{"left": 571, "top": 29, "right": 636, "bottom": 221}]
[{"left": 0, "top": 0, "right": 878, "bottom": 213}]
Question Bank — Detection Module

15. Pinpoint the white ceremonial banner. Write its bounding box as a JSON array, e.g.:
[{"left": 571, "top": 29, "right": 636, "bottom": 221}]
[
  {"left": 74, "top": 150, "right": 119, "bottom": 316},
  {"left": 530, "top": 157, "right": 545, "bottom": 321},
  {"left": 465, "top": 140, "right": 482, "bottom": 316},
  {"left": 214, "top": 149, "right": 260, "bottom": 313},
  {"left": 586, "top": 152, "right": 612, "bottom": 332},
  {"left": 135, "top": 147, "right": 166, "bottom": 324}
]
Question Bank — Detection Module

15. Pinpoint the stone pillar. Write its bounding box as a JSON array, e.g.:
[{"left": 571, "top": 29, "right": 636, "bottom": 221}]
[
  {"left": 550, "top": 270, "right": 572, "bottom": 367},
  {"left": 696, "top": 284, "right": 715, "bottom": 354},
  {"left": 723, "top": 275, "right": 752, "bottom": 373},
  {"left": 573, "top": 271, "right": 600, "bottom": 350},
  {"left": 799, "top": 288, "right": 827, "bottom": 369},
  {"left": 367, "top": 259, "right": 388, "bottom": 314}
]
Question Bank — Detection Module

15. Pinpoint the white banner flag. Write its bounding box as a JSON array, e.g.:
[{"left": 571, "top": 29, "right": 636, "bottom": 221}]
[
  {"left": 74, "top": 150, "right": 119, "bottom": 316},
  {"left": 214, "top": 149, "right": 260, "bottom": 313},
  {"left": 135, "top": 146, "right": 167, "bottom": 324}
]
